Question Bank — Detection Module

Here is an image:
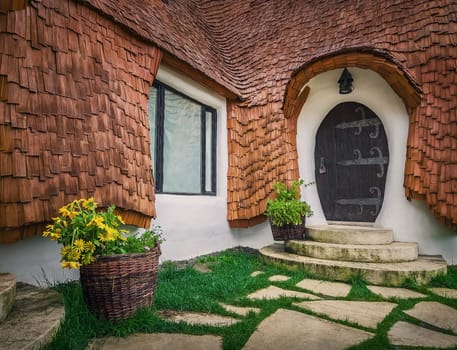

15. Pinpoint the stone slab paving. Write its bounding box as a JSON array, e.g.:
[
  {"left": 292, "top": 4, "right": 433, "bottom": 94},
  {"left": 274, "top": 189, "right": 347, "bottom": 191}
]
[
  {"left": 404, "top": 301, "right": 457, "bottom": 333},
  {"left": 0, "top": 282, "right": 64, "bottom": 350},
  {"left": 268, "top": 274, "right": 290, "bottom": 282},
  {"left": 193, "top": 263, "right": 212, "bottom": 273},
  {"left": 250, "top": 271, "right": 264, "bottom": 277},
  {"left": 219, "top": 303, "right": 260, "bottom": 316},
  {"left": 158, "top": 310, "right": 239, "bottom": 327},
  {"left": 388, "top": 321, "right": 457, "bottom": 348},
  {"left": 247, "top": 285, "right": 321, "bottom": 301},
  {"left": 243, "top": 308, "right": 374, "bottom": 350},
  {"left": 294, "top": 300, "right": 396, "bottom": 329},
  {"left": 296, "top": 278, "right": 351, "bottom": 297},
  {"left": 429, "top": 287, "right": 457, "bottom": 299},
  {"left": 87, "top": 333, "right": 223, "bottom": 350},
  {"left": 367, "top": 285, "right": 426, "bottom": 299},
  {"left": 0, "top": 273, "right": 16, "bottom": 322}
]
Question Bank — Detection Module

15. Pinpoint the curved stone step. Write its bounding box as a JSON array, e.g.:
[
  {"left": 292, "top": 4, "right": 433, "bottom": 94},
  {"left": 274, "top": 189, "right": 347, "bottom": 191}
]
[
  {"left": 260, "top": 244, "right": 447, "bottom": 286},
  {"left": 285, "top": 240, "right": 418, "bottom": 263},
  {"left": 0, "top": 282, "right": 64, "bottom": 350},
  {"left": 0, "top": 273, "right": 16, "bottom": 322},
  {"left": 307, "top": 225, "right": 393, "bottom": 245}
]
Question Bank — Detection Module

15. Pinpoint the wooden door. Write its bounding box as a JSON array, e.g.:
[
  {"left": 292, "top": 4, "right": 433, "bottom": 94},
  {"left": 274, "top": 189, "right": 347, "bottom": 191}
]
[{"left": 315, "top": 102, "right": 389, "bottom": 222}]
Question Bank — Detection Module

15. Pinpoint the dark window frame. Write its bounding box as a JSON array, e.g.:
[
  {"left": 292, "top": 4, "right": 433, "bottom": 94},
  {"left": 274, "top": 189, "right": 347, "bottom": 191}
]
[{"left": 151, "top": 80, "right": 217, "bottom": 196}]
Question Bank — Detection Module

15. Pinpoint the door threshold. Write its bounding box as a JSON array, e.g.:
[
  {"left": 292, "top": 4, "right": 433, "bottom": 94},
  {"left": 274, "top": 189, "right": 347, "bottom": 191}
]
[{"left": 327, "top": 221, "right": 374, "bottom": 227}]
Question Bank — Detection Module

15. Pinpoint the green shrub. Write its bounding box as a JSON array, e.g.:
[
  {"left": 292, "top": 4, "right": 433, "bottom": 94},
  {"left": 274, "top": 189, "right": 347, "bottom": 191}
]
[{"left": 265, "top": 180, "right": 313, "bottom": 227}]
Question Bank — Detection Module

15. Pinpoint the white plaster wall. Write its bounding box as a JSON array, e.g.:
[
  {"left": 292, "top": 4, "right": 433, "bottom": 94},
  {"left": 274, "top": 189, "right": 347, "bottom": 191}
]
[
  {"left": 297, "top": 68, "right": 457, "bottom": 264},
  {"left": 0, "top": 236, "right": 79, "bottom": 286},
  {"left": 152, "top": 65, "right": 273, "bottom": 262}
]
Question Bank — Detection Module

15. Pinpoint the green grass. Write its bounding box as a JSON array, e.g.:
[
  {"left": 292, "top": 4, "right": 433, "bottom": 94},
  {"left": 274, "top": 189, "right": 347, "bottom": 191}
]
[{"left": 46, "top": 250, "right": 457, "bottom": 350}]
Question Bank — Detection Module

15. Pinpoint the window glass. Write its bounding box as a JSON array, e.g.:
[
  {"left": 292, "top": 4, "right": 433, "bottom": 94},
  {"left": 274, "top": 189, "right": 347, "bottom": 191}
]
[
  {"left": 149, "top": 81, "right": 216, "bottom": 195},
  {"left": 205, "top": 110, "right": 213, "bottom": 193}
]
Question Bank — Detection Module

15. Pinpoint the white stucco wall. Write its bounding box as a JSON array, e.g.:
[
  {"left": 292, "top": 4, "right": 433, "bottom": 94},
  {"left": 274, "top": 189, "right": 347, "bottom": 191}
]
[
  {"left": 297, "top": 67, "right": 457, "bottom": 264},
  {"left": 152, "top": 65, "right": 273, "bottom": 262}
]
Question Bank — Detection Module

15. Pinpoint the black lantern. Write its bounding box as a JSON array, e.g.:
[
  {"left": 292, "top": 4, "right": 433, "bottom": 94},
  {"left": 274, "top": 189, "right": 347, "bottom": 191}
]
[{"left": 338, "top": 68, "right": 353, "bottom": 94}]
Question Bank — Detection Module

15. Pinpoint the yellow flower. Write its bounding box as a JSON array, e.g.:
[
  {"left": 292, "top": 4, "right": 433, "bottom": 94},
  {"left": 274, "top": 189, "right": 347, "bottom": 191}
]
[
  {"left": 73, "top": 239, "right": 86, "bottom": 253},
  {"left": 50, "top": 230, "right": 61, "bottom": 241},
  {"left": 82, "top": 197, "right": 96, "bottom": 209},
  {"left": 59, "top": 205, "right": 78, "bottom": 219},
  {"left": 87, "top": 216, "right": 104, "bottom": 229},
  {"left": 85, "top": 241, "right": 95, "bottom": 253},
  {"left": 58, "top": 207, "right": 72, "bottom": 217},
  {"left": 61, "top": 261, "right": 81, "bottom": 269},
  {"left": 61, "top": 245, "right": 71, "bottom": 257},
  {"left": 98, "top": 230, "right": 115, "bottom": 242},
  {"left": 64, "top": 247, "right": 81, "bottom": 261},
  {"left": 105, "top": 226, "right": 118, "bottom": 241},
  {"left": 116, "top": 215, "right": 125, "bottom": 225}
]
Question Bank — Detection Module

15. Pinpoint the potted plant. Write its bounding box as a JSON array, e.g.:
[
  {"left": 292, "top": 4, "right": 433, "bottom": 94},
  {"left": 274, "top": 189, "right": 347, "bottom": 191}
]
[
  {"left": 265, "top": 179, "right": 313, "bottom": 241},
  {"left": 42, "top": 197, "right": 163, "bottom": 321}
]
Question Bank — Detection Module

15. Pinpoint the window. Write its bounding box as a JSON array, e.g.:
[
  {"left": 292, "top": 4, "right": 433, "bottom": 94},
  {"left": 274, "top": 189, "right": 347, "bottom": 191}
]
[{"left": 148, "top": 81, "right": 217, "bottom": 195}]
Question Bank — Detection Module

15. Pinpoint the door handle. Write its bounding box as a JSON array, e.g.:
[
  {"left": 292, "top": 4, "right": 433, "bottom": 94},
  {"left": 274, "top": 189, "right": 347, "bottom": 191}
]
[{"left": 319, "top": 157, "right": 326, "bottom": 174}]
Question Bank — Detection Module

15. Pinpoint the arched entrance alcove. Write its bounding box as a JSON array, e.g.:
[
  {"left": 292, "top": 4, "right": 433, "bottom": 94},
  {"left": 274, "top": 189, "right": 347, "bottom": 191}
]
[
  {"left": 294, "top": 66, "right": 456, "bottom": 261},
  {"left": 296, "top": 67, "right": 406, "bottom": 227}
]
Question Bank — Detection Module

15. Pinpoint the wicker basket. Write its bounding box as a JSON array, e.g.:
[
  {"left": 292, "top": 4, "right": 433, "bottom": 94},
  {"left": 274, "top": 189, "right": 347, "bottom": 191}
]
[
  {"left": 269, "top": 217, "right": 307, "bottom": 241},
  {"left": 80, "top": 245, "right": 160, "bottom": 321}
]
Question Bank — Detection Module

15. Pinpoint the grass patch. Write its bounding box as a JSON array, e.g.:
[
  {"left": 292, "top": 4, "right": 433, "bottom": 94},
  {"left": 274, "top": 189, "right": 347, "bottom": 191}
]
[{"left": 46, "top": 250, "right": 457, "bottom": 350}]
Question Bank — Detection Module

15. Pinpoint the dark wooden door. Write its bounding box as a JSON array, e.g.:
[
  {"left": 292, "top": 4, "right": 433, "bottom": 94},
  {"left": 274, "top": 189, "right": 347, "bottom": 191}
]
[{"left": 315, "top": 102, "right": 389, "bottom": 222}]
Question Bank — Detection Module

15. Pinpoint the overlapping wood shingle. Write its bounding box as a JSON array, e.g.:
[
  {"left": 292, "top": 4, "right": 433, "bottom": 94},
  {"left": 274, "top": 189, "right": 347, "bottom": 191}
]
[
  {"left": 76, "top": 0, "right": 457, "bottom": 228},
  {"left": 0, "top": 0, "right": 162, "bottom": 242},
  {"left": 1, "top": 0, "right": 456, "bottom": 238}
]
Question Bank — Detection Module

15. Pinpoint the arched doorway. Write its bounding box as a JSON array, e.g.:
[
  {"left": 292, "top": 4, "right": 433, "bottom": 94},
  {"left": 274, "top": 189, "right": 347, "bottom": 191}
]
[{"left": 314, "top": 101, "right": 389, "bottom": 222}]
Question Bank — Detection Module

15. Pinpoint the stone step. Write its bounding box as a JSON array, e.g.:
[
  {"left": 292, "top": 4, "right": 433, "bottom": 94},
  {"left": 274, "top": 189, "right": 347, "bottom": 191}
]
[
  {"left": 0, "top": 282, "right": 65, "bottom": 350},
  {"left": 260, "top": 244, "right": 447, "bottom": 286},
  {"left": 285, "top": 240, "right": 418, "bottom": 263},
  {"left": 0, "top": 273, "right": 16, "bottom": 322},
  {"left": 307, "top": 225, "right": 394, "bottom": 245}
]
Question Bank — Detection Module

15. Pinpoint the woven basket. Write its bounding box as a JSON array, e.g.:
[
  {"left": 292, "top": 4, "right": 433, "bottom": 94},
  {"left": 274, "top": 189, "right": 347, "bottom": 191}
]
[
  {"left": 269, "top": 217, "right": 307, "bottom": 241},
  {"left": 80, "top": 245, "right": 160, "bottom": 321}
]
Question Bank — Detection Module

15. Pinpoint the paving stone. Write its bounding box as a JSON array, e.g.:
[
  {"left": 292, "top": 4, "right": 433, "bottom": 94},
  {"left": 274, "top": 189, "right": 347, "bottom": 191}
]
[
  {"left": 429, "top": 287, "right": 457, "bottom": 299},
  {"left": 247, "top": 285, "right": 321, "bottom": 301},
  {"left": 307, "top": 225, "right": 393, "bottom": 245},
  {"left": 0, "top": 282, "right": 64, "bottom": 350},
  {"left": 367, "top": 285, "right": 426, "bottom": 299},
  {"left": 268, "top": 275, "right": 291, "bottom": 282},
  {"left": 0, "top": 273, "right": 16, "bottom": 322},
  {"left": 243, "top": 308, "right": 374, "bottom": 350},
  {"left": 250, "top": 271, "right": 264, "bottom": 277},
  {"left": 87, "top": 333, "right": 223, "bottom": 350},
  {"left": 193, "top": 263, "right": 212, "bottom": 273},
  {"left": 404, "top": 301, "right": 457, "bottom": 333},
  {"left": 388, "top": 321, "right": 457, "bottom": 348},
  {"left": 219, "top": 303, "right": 260, "bottom": 316},
  {"left": 286, "top": 240, "right": 418, "bottom": 263},
  {"left": 296, "top": 278, "right": 351, "bottom": 297},
  {"left": 294, "top": 300, "right": 396, "bottom": 329},
  {"left": 260, "top": 244, "right": 447, "bottom": 286},
  {"left": 158, "top": 310, "right": 239, "bottom": 327}
]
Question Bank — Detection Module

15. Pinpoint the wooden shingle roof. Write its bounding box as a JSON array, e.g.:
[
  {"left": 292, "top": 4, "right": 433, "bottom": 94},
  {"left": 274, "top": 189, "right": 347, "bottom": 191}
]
[
  {"left": 1, "top": 0, "right": 456, "bottom": 241},
  {"left": 100, "top": 0, "right": 453, "bottom": 228},
  {"left": 0, "top": 0, "right": 161, "bottom": 242}
]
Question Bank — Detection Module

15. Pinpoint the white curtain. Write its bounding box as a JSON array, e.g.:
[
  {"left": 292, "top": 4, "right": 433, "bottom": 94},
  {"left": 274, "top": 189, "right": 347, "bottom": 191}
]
[{"left": 163, "top": 90, "right": 201, "bottom": 193}]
